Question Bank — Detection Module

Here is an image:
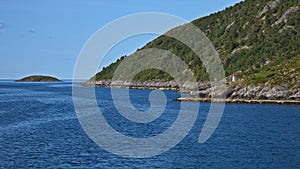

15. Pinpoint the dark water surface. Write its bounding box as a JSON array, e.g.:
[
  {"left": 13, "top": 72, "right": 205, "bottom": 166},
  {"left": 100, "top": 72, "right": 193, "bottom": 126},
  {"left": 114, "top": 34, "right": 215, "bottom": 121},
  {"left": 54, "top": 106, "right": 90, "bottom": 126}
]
[{"left": 0, "top": 81, "right": 299, "bottom": 168}]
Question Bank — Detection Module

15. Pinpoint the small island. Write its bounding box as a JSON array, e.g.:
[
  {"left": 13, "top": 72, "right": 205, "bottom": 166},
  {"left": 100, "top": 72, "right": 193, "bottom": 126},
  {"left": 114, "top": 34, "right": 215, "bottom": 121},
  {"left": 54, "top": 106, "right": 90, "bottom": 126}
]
[{"left": 16, "top": 75, "right": 61, "bottom": 82}]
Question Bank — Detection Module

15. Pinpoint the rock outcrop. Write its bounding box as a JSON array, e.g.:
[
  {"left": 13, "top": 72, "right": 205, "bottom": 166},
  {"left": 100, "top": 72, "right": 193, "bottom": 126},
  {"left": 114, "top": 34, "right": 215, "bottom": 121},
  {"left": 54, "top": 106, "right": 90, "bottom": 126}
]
[
  {"left": 190, "top": 83, "right": 299, "bottom": 101},
  {"left": 257, "top": 0, "right": 281, "bottom": 18},
  {"left": 83, "top": 80, "right": 179, "bottom": 90},
  {"left": 82, "top": 80, "right": 300, "bottom": 102},
  {"left": 272, "top": 6, "right": 299, "bottom": 26}
]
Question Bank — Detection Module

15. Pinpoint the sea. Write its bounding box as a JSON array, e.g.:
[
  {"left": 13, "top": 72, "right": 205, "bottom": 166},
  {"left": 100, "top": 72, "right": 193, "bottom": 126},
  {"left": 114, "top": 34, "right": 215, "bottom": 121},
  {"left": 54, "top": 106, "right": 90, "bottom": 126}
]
[{"left": 0, "top": 81, "right": 299, "bottom": 168}]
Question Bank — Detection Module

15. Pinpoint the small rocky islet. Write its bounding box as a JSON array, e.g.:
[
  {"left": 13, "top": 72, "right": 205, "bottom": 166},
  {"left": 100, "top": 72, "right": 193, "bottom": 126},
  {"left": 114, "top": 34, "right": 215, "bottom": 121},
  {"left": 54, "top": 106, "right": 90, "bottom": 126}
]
[{"left": 16, "top": 75, "right": 61, "bottom": 82}]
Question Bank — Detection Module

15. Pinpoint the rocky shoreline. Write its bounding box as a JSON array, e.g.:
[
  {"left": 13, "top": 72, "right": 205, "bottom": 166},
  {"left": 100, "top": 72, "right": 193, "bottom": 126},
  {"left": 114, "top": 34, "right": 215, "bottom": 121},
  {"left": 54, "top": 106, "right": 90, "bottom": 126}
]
[
  {"left": 175, "top": 97, "right": 300, "bottom": 104},
  {"left": 82, "top": 80, "right": 300, "bottom": 104},
  {"left": 82, "top": 80, "right": 180, "bottom": 90}
]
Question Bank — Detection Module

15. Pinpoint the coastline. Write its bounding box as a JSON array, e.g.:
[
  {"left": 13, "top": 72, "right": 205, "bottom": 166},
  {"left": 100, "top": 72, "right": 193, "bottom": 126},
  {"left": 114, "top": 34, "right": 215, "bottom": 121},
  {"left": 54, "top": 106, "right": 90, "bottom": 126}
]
[
  {"left": 81, "top": 80, "right": 180, "bottom": 91},
  {"left": 82, "top": 80, "right": 300, "bottom": 105},
  {"left": 174, "top": 97, "right": 300, "bottom": 105}
]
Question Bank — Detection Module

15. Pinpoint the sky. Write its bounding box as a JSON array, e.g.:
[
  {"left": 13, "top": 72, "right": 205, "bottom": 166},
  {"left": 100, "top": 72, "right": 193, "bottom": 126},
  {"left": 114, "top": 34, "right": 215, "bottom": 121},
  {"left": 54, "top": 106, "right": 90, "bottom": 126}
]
[{"left": 0, "top": 0, "right": 243, "bottom": 79}]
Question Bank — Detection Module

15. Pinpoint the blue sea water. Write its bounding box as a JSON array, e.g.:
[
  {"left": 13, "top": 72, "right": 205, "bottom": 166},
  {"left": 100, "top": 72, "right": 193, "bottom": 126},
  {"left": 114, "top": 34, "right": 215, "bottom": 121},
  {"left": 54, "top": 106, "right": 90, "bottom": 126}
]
[{"left": 0, "top": 81, "right": 299, "bottom": 168}]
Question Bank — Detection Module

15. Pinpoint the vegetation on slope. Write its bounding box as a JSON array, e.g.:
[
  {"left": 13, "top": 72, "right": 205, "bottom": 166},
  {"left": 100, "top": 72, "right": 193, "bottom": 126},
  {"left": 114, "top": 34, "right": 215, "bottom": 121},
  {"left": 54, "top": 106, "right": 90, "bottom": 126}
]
[
  {"left": 243, "top": 55, "right": 300, "bottom": 88},
  {"left": 93, "top": 0, "right": 299, "bottom": 87},
  {"left": 16, "top": 75, "right": 61, "bottom": 82}
]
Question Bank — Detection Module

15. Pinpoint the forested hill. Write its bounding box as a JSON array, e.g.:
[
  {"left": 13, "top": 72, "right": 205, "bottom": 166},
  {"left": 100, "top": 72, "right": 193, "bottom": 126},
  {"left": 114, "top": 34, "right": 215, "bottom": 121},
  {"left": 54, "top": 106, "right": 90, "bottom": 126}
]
[{"left": 92, "top": 0, "right": 299, "bottom": 88}]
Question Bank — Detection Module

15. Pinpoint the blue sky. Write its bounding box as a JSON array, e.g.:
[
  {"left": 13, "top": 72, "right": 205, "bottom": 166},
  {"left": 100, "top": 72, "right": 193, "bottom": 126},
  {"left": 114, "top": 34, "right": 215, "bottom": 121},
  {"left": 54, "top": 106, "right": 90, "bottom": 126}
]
[{"left": 0, "top": 0, "right": 243, "bottom": 79}]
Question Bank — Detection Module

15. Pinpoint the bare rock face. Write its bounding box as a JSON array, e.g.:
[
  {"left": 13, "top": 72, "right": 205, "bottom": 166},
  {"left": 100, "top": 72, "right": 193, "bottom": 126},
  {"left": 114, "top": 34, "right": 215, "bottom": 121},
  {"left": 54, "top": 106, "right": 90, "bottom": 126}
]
[
  {"left": 246, "top": 85, "right": 264, "bottom": 99},
  {"left": 83, "top": 80, "right": 180, "bottom": 90},
  {"left": 272, "top": 6, "right": 299, "bottom": 26},
  {"left": 262, "top": 86, "right": 290, "bottom": 100},
  {"left": 191, "top": 82, "right": 297, "bottom": 100},
  {"left": 230, "top": 85, "right": 257, "bottom": 99},
  {"left": 229, "top": 85, "right": 293, "bottom": 100},
  {"left": 182, "top": 81, "right": 199, "bottom": 91},
  {"left": 257, "top": 0, "right": 281, "bottom": 18},
  {"left": 289, "top": 91, "right": 300, "bottom": 100},
  {"left": 191, "top": 88, "right": 211, "bottom": 98},
  {"left": 201, "top": 83, "right": 296, "bottom": 101},
  {"left": 83, "top": 79, "right": 298, "bottom": 101}
]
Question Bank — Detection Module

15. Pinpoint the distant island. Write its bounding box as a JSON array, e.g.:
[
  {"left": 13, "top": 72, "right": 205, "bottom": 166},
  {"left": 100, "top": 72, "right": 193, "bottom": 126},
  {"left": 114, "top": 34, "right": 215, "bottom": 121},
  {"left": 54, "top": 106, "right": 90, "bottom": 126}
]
[{"left": 16, "top": 75, "right": 61, "bottom": 82}]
